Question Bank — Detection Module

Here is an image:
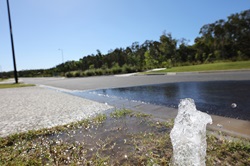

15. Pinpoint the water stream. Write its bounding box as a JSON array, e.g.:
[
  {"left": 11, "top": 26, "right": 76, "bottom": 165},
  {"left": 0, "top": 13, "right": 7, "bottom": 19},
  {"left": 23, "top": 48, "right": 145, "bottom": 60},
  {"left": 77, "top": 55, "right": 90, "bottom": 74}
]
[{"left": 72, "top": 80, "right": 250, "bottom": 121}]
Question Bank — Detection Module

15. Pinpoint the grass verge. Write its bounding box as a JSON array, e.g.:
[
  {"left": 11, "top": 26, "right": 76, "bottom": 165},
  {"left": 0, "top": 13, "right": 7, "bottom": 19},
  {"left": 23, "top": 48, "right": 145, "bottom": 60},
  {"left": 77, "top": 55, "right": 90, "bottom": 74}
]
[
  {"left": 0, "top": 109, "right": 249, "bottom": 165},
  {"left": 0, "top": 83, "right": 35, "bottom": 89},
  {"left": 146, "top": 61, "right": 250, "bottom": 74},
  {"left": 0, "top": 78, "right": 7, "bottom": 82}
]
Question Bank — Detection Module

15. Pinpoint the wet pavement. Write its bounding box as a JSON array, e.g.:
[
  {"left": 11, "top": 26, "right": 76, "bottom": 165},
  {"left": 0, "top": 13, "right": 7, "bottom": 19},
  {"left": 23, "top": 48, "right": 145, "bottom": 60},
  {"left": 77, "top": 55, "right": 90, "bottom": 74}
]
[
  {"left": 21, "top": 70, "right": 250, "bottom": 91},
  {"left": 68, "top": 91, "right": 250, "bottom": 139},
  {"left": 75, "top": 80, "right": 250, "bottom": 121}
]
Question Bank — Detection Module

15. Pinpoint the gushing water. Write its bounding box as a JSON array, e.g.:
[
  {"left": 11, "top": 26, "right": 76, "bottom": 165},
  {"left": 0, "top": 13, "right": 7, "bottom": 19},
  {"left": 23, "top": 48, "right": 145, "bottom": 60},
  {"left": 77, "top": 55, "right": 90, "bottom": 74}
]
[{"left": 170, "top": 98, "right": 212, "bottom": 166}]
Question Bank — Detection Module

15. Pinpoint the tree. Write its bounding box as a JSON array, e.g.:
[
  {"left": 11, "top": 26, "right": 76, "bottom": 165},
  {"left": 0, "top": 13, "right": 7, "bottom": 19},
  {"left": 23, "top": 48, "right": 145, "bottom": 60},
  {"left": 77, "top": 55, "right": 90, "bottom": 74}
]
[
  {"left": 197, "top": 9, "right": 250, "bottom": 61},
  {"left": 144, "top": 50, "right": 158, "bottom": 69},
  {"left": 159, "top": 32, "right": 177, "bottom": 65},
  {"left": 176, "top": 39, "right": 196, "bottom": 64}
]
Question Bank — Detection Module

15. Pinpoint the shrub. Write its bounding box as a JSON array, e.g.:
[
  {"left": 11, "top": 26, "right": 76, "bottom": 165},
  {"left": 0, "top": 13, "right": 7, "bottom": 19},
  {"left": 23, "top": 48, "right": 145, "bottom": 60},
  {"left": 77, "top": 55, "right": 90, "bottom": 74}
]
[
  {"left": 95, "top": 69, "right": 104, "bottom": 75},
  {"left": 74, "top": 71, "right": 81, "bottom": 77},
  {"left": 65, "top": 72, "right": 73, "bottom": 78},
  {"left": 111, "top": 67, "right": 122, "bottom": 74},
  {"left": 89, "top": 64, "right": 95, "bottom": 70},
  {"left": 81, "top": 72, "right": 86, "bottom": 77},
  {"left": 122, "top": 64, "right": 136, "bottom": 73},
  {"left": 105, "top": 69, "right": 112, "bottom": 75},
  {"left": 85, "top": 70, "right": 96, "bottom": 76},
  {"left": 162, "top": 60, "right": 172, "bottom": 69}
]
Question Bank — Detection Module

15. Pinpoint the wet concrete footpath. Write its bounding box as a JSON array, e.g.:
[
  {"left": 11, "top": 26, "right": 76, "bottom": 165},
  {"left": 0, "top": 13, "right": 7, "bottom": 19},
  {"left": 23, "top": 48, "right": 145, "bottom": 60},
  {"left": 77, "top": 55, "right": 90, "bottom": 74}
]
[{"left": 0, "top": 86, "right": 113, "bottom": 137}]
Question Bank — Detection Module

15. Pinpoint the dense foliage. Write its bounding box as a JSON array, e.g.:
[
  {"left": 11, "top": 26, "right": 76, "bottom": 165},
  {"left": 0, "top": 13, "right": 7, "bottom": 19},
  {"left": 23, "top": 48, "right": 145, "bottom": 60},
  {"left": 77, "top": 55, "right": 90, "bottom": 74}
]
[{"left": 1, "top": 9, "right": 249, "bottom": 78}]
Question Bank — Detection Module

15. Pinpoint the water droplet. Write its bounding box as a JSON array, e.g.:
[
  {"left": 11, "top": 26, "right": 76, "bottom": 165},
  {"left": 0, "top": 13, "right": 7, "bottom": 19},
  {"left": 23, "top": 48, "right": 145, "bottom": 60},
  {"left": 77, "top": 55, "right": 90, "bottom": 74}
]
[
  {"left": 231, "top": 103, "right": 237, "bottom": 108},
  {"left": 217, "top": 124, "right": 223, "bottom": 128}
]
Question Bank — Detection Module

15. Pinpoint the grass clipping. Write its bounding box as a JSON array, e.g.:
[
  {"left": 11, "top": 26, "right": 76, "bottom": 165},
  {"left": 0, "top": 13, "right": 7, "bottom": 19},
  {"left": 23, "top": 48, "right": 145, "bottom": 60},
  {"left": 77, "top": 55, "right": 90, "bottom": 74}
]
[{"left": 0, "top": 109, "right": 250, "bottom": 165}]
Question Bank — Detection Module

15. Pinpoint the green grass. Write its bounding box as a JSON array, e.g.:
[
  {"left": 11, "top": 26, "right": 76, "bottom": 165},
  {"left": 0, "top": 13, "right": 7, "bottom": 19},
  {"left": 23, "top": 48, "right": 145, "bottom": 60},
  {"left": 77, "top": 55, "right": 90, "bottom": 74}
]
[
  {"left": 0, "top": 83, "right": 35, "bottom": 89},
  {"left": 148, "top": 61, "right": 250, "bottom": 73},
  {"left": 0, "top": 110, "right": 249, "bottom": 165},
  {"left": 110, "top": 109, "right": 133, "bottom": 118}
]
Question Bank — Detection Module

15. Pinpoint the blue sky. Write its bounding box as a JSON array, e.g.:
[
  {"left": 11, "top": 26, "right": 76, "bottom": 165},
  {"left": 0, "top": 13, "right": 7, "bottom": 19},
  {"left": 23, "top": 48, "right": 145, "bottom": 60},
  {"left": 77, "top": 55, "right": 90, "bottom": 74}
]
[{"left": 0, "top": 0, "right": 249, "bottom": 72}]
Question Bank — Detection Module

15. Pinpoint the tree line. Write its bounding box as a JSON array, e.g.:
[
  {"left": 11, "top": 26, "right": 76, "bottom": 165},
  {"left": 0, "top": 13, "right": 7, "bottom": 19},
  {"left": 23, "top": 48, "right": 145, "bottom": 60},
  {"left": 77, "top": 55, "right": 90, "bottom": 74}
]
[{"left": 2, "top": 9, "right": 250, "bottom": 78}]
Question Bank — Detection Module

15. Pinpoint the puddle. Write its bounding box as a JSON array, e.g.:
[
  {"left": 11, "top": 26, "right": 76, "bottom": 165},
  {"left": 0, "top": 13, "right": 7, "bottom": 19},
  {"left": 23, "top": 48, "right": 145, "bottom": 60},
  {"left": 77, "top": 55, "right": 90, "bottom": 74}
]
[
  {"left": 47, "top": 115, "right": 170, "bottom": 163},
  {"left": 2, "top": 111, "right": 250, "bottom": 165},
  {"left": 72, "top": 80, "right": 250, "bottom": 121}
]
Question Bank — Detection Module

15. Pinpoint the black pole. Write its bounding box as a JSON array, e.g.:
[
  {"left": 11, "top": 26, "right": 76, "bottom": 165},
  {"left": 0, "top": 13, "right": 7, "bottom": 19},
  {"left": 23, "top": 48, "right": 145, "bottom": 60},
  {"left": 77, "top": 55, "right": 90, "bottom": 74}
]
[{"left": 6, "top": 0, "right": 18, "bottom": 83}]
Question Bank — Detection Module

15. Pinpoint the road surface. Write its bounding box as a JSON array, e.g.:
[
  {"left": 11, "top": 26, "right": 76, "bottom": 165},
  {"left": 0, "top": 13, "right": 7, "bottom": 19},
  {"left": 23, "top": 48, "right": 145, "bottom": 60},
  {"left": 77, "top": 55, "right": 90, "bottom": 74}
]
[{"left": 21, "top": 71, "right": 250, "bottom": 90}]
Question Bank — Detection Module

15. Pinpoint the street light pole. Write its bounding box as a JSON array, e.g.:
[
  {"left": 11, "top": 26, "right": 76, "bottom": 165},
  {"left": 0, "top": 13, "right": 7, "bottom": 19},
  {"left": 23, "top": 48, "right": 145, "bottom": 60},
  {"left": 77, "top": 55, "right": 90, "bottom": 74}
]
[
  {"left": 6, "top": 0, "right": 18, "bottom": 83},
  {"left": 58, "top": 49, "right": 64, "bottom": 64}
]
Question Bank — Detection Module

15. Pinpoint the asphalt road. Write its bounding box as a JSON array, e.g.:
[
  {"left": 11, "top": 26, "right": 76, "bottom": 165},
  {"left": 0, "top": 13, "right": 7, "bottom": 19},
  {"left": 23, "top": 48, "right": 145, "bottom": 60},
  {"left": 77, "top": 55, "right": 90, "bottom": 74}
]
[{"left": 21, "top": 71, "right": 250, "bottom": 90}]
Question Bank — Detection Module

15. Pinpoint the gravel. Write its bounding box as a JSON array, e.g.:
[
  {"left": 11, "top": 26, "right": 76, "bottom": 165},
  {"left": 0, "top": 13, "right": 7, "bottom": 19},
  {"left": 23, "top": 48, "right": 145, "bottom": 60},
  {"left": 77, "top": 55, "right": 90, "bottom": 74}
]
[{"left": 0, "top": 86, "right": 113, "bottom": 137}]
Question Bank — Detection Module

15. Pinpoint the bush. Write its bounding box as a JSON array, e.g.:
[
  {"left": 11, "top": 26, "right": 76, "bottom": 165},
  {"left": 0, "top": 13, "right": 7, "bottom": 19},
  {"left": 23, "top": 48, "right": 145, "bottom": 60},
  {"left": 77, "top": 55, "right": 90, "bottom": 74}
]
[
  {"left": 65, "top": 72, "right": 73, "bottom": 78},
  {"left": 235, "top": 51, "right": 249, "bottom": 61},
  {"left": 105, "top": 69, "right": 112, "bottom": 75},
  {"left": 162, "top": 60, "right": 172, "bottom": 69},
  {"left": 111, "top": 67, "right": 122, "bottom": 74},
  {"left": 85, "top": 70, "right": 96, "bottom": 76},
  {"left": 81, "top": 72, "right": 86, "bottom": 77},
  {"left": 89, "top": 64, "right": 95, "bottom": 70},
  {"left": 74, "top": 71, "right": 81, "bottom": 77},
  {"left": 65, "top": 64, "right": 143, "bottom": 78},
  {"left": 122, "top": 64, "right": 139, "bottom": 73},
  {"left": 95, "top": 69, "right": 104, "bottom": 75},
  {"left": 65, "top": 71, "right": 85, "bottom": 77}
]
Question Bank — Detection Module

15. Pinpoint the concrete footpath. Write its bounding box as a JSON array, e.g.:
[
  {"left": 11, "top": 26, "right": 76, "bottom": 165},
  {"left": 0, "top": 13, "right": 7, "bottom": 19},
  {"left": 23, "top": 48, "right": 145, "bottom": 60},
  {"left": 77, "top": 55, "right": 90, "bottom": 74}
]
[{"left": 0, "top": 86, "right": 113, "bottom": 137}]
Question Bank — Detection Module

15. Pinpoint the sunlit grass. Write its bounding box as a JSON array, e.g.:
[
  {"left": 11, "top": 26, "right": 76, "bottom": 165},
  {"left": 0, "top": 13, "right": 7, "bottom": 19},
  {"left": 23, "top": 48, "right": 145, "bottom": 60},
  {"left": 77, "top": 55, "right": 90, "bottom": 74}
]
[
  {"left": 0, "top": 78, "right": 7, "bottom": 82},
  {"left": 110, "top": 109, "right": 133, "bottom": 118},
  {"left": 147, "top": 61, "right": 250, "bottom": 73},
  {"left": 0, "top": 83, "right": 35, "bottom": 89},
  {"left": 0, "top": 109, "right": 249, "bottom": 165}
]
